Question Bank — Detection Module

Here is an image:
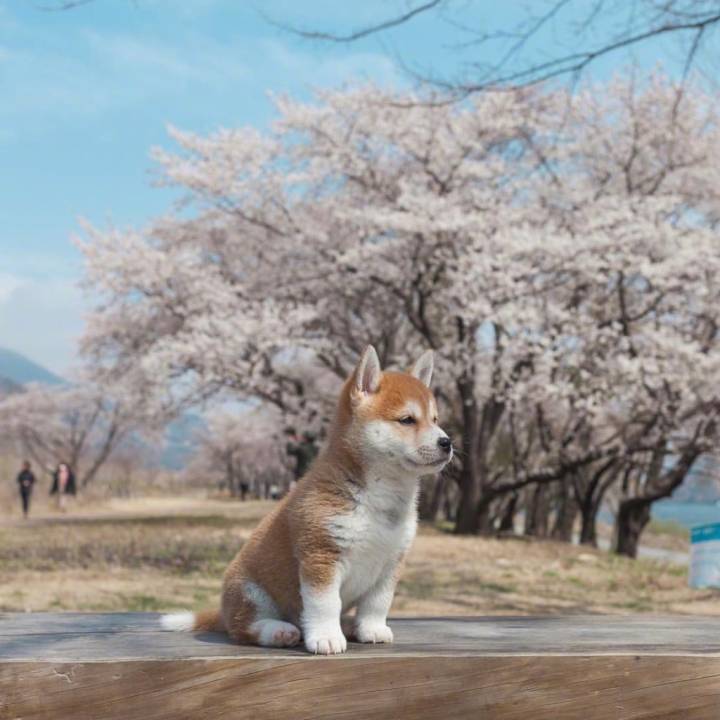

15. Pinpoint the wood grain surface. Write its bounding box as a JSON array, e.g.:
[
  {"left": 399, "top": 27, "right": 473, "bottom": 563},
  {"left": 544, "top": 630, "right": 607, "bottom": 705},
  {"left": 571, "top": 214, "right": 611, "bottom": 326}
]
[{"left": 1, "top": 614, "right": 719, "bottom": 719}]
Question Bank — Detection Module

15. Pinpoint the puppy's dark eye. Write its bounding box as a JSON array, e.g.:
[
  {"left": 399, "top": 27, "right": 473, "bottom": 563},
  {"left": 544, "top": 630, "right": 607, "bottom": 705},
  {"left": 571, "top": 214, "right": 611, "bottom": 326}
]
[{"left": 398, "top": 416, "right": 416, "bottom": 425}]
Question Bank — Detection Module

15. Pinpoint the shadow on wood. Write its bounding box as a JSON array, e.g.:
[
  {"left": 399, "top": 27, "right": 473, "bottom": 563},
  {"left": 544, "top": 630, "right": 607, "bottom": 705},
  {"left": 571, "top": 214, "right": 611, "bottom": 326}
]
[{"left": 1, "top": 614, "right": 719, "bottom": 719}]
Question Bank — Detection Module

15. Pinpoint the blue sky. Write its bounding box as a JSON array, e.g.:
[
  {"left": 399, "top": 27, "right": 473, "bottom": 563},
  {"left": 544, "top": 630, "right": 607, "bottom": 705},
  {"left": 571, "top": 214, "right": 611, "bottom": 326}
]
[{"left": 0, "top": 0, "right": 691, "bottom": 375}]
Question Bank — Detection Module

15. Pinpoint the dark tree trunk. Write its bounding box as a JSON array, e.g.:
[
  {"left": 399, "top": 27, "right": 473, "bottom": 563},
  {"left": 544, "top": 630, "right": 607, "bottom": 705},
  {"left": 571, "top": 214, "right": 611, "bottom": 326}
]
[
  {"left": 418, "top": 475, "right": 438, "bottom": 521},
  {"left": 579, "top": 500, "right": 600, "bottom": 547},
  {"left": 551, "top": 481, "right": 577, "bottom": 543},
  {"left": 455, "top": 462, "right": 480, "bottom": 533},
  {"left": 226, "top": 455, "right": 237, "bottom": 497},
  {"left": 80, "top": 421, "right": 122, "bottom": 489},
  {"left": 443, "top": 484, "right": 456, "bottom": 522},
  {"left": 614, "top": 499, "right": 652, "bottom": 558},
  {"left": 475, "top": 495, "right": 495, "bottom": 536},
  {"left": 454, "top": 379, "right": 481, "bottom": 534},
  {"left": 428, "top": 471, "right": 451, "bottom": 522},
  {"left": 524, "top": 484, "right": 550, "bottom": 538},
  {"left": 613, "top": 438, "right": 701, "bottom": 558},
  {"left": 575, "top": 461, "right": 619, "bottom": 548},
  {"left": 498, "top": 493, "right": 519, "bottom": 534}
]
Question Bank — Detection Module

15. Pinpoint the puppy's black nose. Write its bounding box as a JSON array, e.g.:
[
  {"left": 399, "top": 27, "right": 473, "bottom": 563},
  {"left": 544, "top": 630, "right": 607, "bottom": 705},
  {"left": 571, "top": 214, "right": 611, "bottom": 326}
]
[{"left": 438, "top": 436, "right": 452, "bottom": 453}]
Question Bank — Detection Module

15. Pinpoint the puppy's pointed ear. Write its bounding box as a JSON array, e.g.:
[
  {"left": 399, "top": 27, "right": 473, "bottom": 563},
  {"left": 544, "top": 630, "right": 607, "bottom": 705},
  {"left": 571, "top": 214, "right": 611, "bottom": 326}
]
[
  {"left": 410, "top": 350, "right": 434, "bottom": 387},
  {"left": 353, "top": 345, "right": 382, "bottom": 395}
]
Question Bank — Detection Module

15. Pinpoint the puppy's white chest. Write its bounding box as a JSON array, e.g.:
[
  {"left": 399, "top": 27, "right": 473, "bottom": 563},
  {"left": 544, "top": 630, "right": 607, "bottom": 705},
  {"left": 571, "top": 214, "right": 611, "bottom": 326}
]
[{"left": 327, "top": 479, "right": 417, "bottom": 608}]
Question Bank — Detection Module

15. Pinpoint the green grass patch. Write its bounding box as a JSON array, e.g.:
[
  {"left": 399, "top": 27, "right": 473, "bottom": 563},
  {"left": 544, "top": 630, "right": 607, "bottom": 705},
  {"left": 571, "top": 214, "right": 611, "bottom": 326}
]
[
  {"left": 477, "top": 581, "right": 517, "bottom": 594},
  {"left": 434, "top": 520, "right": 455, "bottom": 534},
  {"left": 646, "top": 519, "right": 688, "bottom": 539},
  {"left": 566, "top": 576, "right": 589, "bottom": 589},
  {"left": 614, "top": 597, "right": 654, "bottom": 611},
  {"left": 398, "top": 573, "right": 437, "bottom": 600},
  {"left": 38, "top": 514, "right": 242, "bottom": 530},
  {"left": 122, "top": 594, "right": 176, "bottom": 612},
  {"left": 665, "top": 564, "right": 688, "bottom": 578}
]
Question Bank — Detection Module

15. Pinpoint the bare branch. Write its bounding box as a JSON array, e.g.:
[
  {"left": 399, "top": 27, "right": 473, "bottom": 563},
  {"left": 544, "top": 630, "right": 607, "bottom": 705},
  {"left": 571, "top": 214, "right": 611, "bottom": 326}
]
[
  {"left": 274, "top": 1, "right": 720, "bottom": 94},
  {"left": 266, "top": 0, "right": 443, "bottom": 43}
]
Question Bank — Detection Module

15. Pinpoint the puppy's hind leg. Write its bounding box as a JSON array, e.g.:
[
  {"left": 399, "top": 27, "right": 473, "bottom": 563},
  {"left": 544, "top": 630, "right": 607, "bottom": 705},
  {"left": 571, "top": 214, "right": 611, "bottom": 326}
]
[
  {"left": 224, "top": 580, "right": 301, "bottom": 648},
  {"left": 252, "top": 618, "right": 302, "bottom": 648}
]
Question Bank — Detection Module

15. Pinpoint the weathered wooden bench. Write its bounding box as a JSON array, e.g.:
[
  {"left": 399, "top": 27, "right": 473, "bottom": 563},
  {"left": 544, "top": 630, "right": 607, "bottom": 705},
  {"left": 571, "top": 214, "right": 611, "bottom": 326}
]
[{"left": 1, "top": 613, "right": 719, "bottom": 719}]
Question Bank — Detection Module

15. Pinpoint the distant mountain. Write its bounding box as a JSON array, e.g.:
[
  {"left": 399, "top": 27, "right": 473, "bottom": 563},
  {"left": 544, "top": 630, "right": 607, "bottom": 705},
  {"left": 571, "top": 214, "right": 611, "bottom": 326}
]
[
  {"left": 671, "top": 456, "right": 720, "bottom": 504},
  {"left": 161, "top": 412, "right": 205, "bottom": 470},
  {"left": 0, "top": 374, "right": 22, "bottom": 396},
  {"left": 0, "top": 347, "right": 64, "bottom": 386}
]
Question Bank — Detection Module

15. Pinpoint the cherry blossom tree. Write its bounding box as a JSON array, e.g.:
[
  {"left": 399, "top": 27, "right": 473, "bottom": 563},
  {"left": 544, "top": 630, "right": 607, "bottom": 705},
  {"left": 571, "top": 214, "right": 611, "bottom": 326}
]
[
  {"left": 78, "top": 73, "right": 720, "bottom": 547},
  {"left": 546, "top": 74, "right": 720, "bottom": 553},
  {"left": 457, "top": 72, "right": 720, "bottom": 544},
  {"left": 0, "top": 382, "right": 144, "bottom": 489},
  {"left": 184, "top": 406, "right": 291, "bottom": 498},
  {"left": 78, "top": 84, "right": 563, "bottom": 521}
]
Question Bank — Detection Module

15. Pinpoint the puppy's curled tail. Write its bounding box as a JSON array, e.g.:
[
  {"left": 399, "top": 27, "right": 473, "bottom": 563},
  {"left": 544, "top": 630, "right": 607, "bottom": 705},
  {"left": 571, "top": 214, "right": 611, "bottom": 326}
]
[{"left": 160, "top": 609, "right": 225, "bottom": 633}]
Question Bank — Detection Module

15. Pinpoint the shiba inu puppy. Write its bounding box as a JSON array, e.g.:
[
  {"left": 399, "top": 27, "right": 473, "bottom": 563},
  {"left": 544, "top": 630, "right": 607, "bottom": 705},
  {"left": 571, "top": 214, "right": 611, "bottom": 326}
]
[{"left": 162, "top": 345, "right": 452, "bottom": 654}]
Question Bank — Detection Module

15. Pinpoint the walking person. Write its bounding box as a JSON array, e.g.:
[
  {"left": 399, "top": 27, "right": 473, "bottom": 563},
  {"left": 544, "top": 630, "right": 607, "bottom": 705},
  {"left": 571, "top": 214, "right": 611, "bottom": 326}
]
[
  {"left": 285, "top": 430, "right": 319, "bottom": 481},
  {"left": 16, "top": 460, "right": 36, "bottom": 519},
  {"left": 50, "top": 462, "right": 76, "bottom": 512}
]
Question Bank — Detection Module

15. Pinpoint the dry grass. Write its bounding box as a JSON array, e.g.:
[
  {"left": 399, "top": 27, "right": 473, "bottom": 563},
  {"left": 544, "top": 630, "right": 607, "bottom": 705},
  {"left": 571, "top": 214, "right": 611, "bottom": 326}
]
[
  {"left": 397, "top": 528, "right": 713, "bottom": 615},
  {"left": 0, "top": 496, "right": 717, "bottom": 615},
  {"left": 0, "top": 497, "right": 262, "bottom": 612}
]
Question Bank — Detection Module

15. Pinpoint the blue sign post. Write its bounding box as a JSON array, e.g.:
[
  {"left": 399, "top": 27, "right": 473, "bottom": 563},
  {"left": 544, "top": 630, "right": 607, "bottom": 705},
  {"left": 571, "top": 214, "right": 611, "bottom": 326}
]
[{"left": 689, "top": 523, "right": 720, "bottom": 588}]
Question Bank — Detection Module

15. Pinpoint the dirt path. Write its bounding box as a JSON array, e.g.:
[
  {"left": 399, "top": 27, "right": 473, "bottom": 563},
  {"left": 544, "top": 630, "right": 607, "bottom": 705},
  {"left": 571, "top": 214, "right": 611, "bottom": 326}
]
[{"left": 0, "top": 496, "right": 271, "bottom": 528}]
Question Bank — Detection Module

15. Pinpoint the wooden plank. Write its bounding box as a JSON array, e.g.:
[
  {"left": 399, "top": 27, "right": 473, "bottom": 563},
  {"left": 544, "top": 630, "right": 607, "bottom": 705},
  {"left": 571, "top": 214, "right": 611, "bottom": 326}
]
[
  {"left": 2, "top": 613, "right": 720, "bottom": 658},
  {"left": 1, "top": 614, "right": 720, "bottom": 719},
  {"left": 2, "top": 657, "right": 720, "bottom": 720}
]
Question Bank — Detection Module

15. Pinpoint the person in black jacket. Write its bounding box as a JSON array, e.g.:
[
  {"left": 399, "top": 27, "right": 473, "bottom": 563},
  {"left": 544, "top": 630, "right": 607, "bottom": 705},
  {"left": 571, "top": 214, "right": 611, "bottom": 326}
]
[
  {"left": 285, "top": 430, "right": 319, "bottom": 481},
  {"left": 16, "top": 461, "right": 36, "bottom": 518},
  {"left": 50, "top": 462, "right": 76, "bottom": 511}
]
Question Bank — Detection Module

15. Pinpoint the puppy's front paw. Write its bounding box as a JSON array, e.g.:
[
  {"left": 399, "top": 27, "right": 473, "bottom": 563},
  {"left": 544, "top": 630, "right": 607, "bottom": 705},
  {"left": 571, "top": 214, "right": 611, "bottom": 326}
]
[
  {"left": 355, "top": 621, "right": 393, "bottom": 644},
  {"left": 305, "top": 626, "right": 347, "bottom": 655}
]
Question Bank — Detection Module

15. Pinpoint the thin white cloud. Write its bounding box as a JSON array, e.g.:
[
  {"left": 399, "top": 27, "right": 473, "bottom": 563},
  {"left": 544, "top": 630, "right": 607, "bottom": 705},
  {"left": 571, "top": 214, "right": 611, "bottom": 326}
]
[
  {"left": 0, "top": 0, "right": 405, "bottom": 377},
  {"left": 150, "top": 0, "right": 229, "bottom": 19},
  {"left": 258, "top": 37, "right": 403, "bottom": 89},
  {"left": 82, "top": 30, "right": 250, "bottom": 87},
  {"left": 138, "top": 0, "right": 392, "bottom": 25},
  {"left": 0, "top": 272, "right": 23, "bottom": 304},
  {"left": 0, "top": 1, "right": 405, "bottom": 132},
  {"left": 0, "top": 25, "right": 251, "bottom": 123},
  {"left": 0, "top": 273, "right": 83, "bottom": 376},
  {"left": 1, "top": 248, "right": 81, "bottom": 280}
]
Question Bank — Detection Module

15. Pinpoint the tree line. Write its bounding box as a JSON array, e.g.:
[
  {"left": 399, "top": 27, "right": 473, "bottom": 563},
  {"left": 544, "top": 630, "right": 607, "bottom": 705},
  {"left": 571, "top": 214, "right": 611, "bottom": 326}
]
[{"left": 17, "top": 70, "right": 718, "bottom": 556}]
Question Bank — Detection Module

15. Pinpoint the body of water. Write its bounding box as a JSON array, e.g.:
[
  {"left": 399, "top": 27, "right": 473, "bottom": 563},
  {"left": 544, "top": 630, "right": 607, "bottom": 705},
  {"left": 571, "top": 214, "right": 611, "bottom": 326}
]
[
  {"left": 651, "top": 500, "right": 720, "bottom": 529},
  {"left": 599, "top": 500, "right": 720, "bottom": 531}
]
